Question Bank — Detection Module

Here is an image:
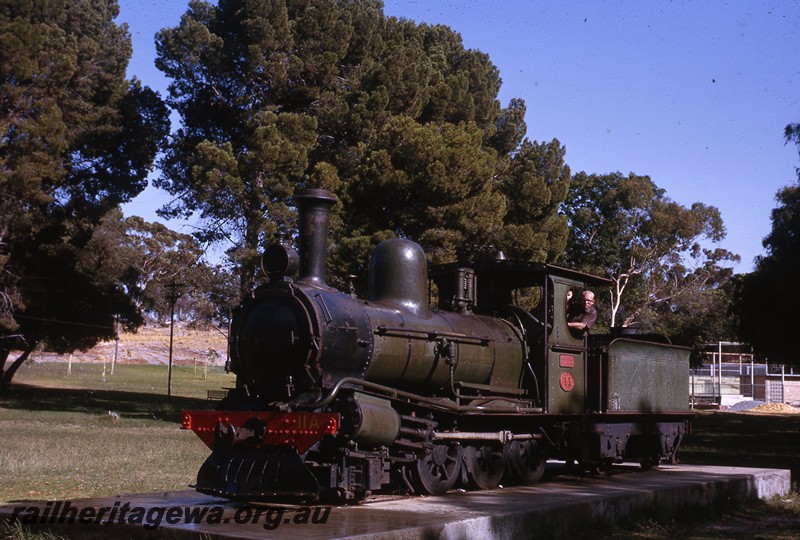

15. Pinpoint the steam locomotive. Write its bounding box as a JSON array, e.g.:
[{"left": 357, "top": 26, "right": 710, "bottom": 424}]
[{"left": 181, "top": 188, "right": 691, "bottom": 502}]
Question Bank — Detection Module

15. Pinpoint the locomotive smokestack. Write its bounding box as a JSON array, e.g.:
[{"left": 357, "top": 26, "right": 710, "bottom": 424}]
[{"left": 294, "top": 188, "right": 337, "bottom": 287}]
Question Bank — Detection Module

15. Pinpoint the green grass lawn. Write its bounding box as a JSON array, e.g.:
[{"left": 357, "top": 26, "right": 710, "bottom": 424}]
[
  {"left": 9, "top": 361, "right": 235, "bottom": 400},
  {"left": 681, "top": 410, "right": 800, "bottom": 483},
  {"left": 3, "top": 362, "right": 800, "bottom": 539},
  {"left": 0, "top": 362, "right": 235, "bottom": 503},
  {"left": 0, "top": 407, "right": 209, "bottom": 503}
]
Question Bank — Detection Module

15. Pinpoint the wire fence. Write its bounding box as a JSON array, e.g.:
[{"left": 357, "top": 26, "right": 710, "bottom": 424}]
[{"left": 690, "top": 348, "right": 800, "bottom": 407}]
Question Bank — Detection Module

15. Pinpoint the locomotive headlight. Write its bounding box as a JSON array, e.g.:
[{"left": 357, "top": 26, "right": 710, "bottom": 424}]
[{"left": 261, "top": 243, "right": 300, "bottom": 280}]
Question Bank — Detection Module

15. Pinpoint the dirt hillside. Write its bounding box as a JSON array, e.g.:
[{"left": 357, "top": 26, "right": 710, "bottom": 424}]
[{"left": 28, "top": 324, "right": 228, "bottom": 366}]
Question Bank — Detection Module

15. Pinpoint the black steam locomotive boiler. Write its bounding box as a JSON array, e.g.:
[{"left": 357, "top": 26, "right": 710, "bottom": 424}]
[{"left": 181, "top": 188, "right": 692, "bottom": 502}]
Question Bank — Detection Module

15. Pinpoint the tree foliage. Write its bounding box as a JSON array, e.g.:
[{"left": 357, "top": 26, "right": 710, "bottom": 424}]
[
  {"left": 154, "top": 0, "right": 569, "bottom": 295},
  {"left": 89, "top": 213, "right": 232, "bottom": 326},
  {"left": 637, "top": 247, "right": 739, "bottom": 359},
  {"left": 738, "top": 182, "right": 800, "bottom": 363},
  {"left": 736, "top": 122, "right": 800, "bottom": 363},
  {"left": 345, "top": 116, "right": 504, "bottom": 265},
  {"left": 562, "top": 172, "right": 738, "bottom": 338},
  {"left": 0, "top": 0, "right": 169, "bottom": 389},
  {"left": 121, "top": 216, "right": 208, "bottom": 318},
  {"left": 497, "top": 137, "right": 570, "bottom": 262}
]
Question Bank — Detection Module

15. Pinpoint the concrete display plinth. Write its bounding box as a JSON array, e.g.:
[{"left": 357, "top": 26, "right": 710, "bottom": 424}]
[{"left": 1, "top": 464, "right": 790, "bottom": 539}]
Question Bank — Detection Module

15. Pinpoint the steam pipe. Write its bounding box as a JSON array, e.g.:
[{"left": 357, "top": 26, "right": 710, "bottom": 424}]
[{"left": 295, "top": 377, "right": 544, "bottom": 414}]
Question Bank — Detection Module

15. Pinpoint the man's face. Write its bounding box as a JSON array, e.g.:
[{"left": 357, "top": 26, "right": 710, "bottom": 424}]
[{"left": 583, "top": 296, "right": 594, "bottom": 310}]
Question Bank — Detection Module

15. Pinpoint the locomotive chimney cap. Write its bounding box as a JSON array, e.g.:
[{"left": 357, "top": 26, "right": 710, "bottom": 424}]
[{"left": 293, "top": 188, "right": 337, "bottom": 205}]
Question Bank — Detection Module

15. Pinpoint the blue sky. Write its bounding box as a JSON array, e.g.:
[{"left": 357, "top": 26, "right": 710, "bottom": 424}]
[{"left": 118, "top": 0, "right": 800, "bottom": 273}]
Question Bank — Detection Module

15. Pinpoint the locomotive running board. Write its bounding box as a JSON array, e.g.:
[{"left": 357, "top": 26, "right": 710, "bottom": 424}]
[{"left": 195, "top": 446, "right": 319, "bottom": 502}]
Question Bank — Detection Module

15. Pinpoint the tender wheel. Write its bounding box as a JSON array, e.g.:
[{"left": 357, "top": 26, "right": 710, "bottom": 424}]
[
  {"left": 464, "top": 445, "right": 505, "bottom": 490},
  {"left": 507, "top": 440, "right": 547, "bottom": 484},
  {"left": 411, "top": 443, "right": 464, "bottom": 496}
]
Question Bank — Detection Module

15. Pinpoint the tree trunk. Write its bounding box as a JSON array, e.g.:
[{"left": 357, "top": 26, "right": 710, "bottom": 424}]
[
  {"left": 0, "top": 347, "right": 8, "bottom": 377},
  {"left": 610, "top": 275, "right": 628, "bottom": 328},
  {"left": 0, "top": 343, "right": 36, "bottom": 393}
]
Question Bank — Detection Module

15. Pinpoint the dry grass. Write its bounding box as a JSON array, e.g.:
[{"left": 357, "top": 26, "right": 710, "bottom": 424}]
[
  {"left": 11, "top": 361, "right": 235, "bottom": 399},
  {"left": 0, "top": 358, "right": 234, "bottom": 504},
  {"left": 3, "top": 348, "right": 800, "bottom": 538},
  {"left": 1, "top": 521, "right": 69, "bottom": 540},
  {"left": 19, "top": 324, "right": 227, "bottom": 366},
  {"left": 0, "top": 408, "right": 208, "bottom": 503}
]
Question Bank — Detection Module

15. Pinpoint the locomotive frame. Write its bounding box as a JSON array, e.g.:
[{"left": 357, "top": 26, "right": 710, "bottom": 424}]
[{"left": 181, "top": 188, "right": 692, "bottom": 502}]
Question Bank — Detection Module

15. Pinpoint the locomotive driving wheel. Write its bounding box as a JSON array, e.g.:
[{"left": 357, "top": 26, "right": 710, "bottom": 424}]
[
  {"left": 464, "top": 444, "right": 505, "bottom": 490},
  {"left": 411, "top": 443, "right": 464, "bottom": 496},
  {"left": 507, "top": 439, "right": 547, "bottom": 484}
]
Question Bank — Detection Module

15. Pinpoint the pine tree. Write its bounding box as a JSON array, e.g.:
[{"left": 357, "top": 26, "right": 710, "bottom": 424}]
[
  {"left": 154, "top": 0, "right": 569, "bottom": 294},
  {"left": 0, "top": 0, "right": 169, "bottom": 390}
]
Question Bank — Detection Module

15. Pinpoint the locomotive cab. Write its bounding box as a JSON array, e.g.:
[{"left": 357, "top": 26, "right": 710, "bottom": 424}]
[{"left": 429, "top": 260, "right": 611, "bottom": 413}]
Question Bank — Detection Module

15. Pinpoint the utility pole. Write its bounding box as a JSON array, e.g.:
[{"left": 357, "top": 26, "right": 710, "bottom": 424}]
[
  {"left": 165, "top": 281, "right": 183, "bottom": 399},
  {"left": 112, "top": 315, "right": 119, "bottom": 375}
]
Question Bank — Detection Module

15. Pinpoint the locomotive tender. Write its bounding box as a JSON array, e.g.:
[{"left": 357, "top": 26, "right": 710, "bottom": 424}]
[{"left": 182, "top": 188, "right": 692, "bottom": 502}]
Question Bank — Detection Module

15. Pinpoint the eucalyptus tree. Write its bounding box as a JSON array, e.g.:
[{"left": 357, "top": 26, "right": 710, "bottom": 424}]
[
  {"left": 120, "top": 216, "right": 218, "bottom": 322},
  {"left": 562, "top": 172, "right": 735, "bottom": 331}
]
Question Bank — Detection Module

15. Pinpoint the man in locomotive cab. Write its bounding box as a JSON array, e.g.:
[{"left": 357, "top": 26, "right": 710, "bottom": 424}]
[{"left": 566, "top": 290, "right": 597, "bottom": 335}]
